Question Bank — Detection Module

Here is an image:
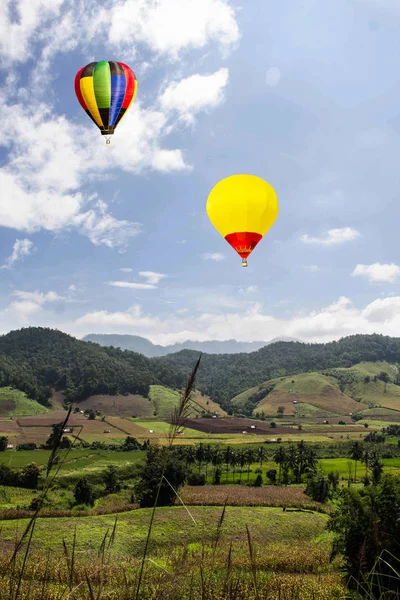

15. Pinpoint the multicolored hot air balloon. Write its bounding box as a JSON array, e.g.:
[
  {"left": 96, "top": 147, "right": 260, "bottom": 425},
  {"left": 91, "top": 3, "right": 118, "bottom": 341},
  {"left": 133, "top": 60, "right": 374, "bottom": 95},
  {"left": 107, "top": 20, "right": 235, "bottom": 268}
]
[
  {"left": 74, "top": 60, "right": 137, "bottom": 144},
  {"left": 206, "top": 174, "right": 278, "bottom": 267}
]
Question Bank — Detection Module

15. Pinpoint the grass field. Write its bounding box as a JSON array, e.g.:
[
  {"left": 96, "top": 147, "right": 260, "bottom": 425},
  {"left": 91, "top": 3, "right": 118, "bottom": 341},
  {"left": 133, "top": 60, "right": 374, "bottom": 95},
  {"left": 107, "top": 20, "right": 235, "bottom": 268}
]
[
  {"left": 0, "top": 505, "right": 329, "bottom": 554},
  {"left": 0, "top": 387, "right": 50, "bottom": 417},
  {"left": 0, "top": 505, "right": 345, "bottom": 600}
]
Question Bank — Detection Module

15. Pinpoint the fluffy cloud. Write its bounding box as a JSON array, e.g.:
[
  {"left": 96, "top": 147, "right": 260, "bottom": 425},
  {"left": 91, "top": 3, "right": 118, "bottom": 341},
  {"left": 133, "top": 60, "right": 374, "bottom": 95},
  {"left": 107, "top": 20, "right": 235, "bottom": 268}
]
[
  {"left": 352, "top": 263, "right": 400, "bottom": 283},
  {"left": 202, "top": 252, "right": 225, "bottom": 261},
  {"left": 6, "top": 289, "right": 63, "bottom": 325},
  {"left": 301, "top": 227, "right": 361, "bottom": 246},
  {"left": 0, "top": 0, "right": 239, "bottom": 65},
  {"left": 1, "top": 239, "right": 34, "bottom": 269},
  {"left": 0, "top": 0, "right": 238, "bottom": 247},
  {"left": 103, "top": 0, "right": 239, "bottom": 59},
  {"left": 160, "top": 69, "right": 229, "bottom": 122},
  {"left": 68, "top": 294, "right": 400, "bottom": 344}
]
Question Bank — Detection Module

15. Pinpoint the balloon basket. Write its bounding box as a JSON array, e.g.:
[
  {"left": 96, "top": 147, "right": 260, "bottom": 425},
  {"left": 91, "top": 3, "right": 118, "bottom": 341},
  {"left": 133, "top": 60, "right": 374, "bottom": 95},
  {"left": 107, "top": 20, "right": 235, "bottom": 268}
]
[{"left": 242, "top": 258, "right": 248, "bottom": 267}]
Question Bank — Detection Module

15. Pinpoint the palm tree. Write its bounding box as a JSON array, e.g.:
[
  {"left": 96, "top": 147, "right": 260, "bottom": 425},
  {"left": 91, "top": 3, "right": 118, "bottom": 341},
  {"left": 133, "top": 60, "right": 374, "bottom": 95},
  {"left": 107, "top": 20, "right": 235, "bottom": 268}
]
[
  {"left": 273, "top": 447, "right": 287, "bottom": 484},
  {"left": 237, "top": 449, "right": 246, "bottom": 482},
  {"left": 257, "top": 446, "right": 267, "bottom": 470},
  {"left": 223, "top": 446, "right": 234, "bottom": 482},
  {"left": 195, "top": 443, "right": 204, "bottom": 474},
  {"left": 245, "top": 447, "right": 256, "bottom": 481},
  {"left": 349, "top": 441, "right": 363, "bottom": 483}
]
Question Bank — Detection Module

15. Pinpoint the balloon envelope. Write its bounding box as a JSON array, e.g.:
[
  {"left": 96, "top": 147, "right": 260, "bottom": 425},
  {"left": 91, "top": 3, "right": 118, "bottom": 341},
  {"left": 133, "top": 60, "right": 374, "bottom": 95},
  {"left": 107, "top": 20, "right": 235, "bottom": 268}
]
[
  {"left": 206, "top": 174, "right": 278, "bottom": 266},
  {"left": 75, "top": 60, "right": 137, "bottom": 140}
]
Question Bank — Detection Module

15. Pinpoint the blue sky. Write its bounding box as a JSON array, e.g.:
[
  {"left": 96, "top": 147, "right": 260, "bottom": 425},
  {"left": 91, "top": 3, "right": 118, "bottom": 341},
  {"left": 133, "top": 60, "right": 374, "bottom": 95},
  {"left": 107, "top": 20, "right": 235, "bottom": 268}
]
[{"left": 1, "top": 0, "right": 400, "bottom": 345}]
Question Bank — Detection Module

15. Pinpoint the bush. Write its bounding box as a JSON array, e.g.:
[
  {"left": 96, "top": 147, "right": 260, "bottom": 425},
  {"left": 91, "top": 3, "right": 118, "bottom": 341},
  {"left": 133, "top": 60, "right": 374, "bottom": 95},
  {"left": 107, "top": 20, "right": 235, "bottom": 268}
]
[
  {"left": 187, "top": 472, "right": 206, "bottom": 486},
  {"left": 135, "top": 446, "right": 187, "bottom": 508},
  {"left": 19, "top": 463, "right": 40, "bottom": 489},
  {"left": 74, "top": 478, "right": 94, "bottom": 506},
  {"left": 305, "top": 472, "right": 330, "bottom": 503},
  {"left": 266, "top": 469, "right": 277, "bottom": 483},
  {"left": 16, "top": 442, "right": 37, "bottom": 451},
  {"left": 253, "top": 473, "right": 263, "bottom": 487}
]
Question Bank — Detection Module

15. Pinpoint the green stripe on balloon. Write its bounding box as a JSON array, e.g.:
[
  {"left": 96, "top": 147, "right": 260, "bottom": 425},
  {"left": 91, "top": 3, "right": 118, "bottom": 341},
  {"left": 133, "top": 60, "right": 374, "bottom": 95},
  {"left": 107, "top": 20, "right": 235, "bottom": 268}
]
[{"left": 93, "top": 61, "right": 111, "bottom": 108}]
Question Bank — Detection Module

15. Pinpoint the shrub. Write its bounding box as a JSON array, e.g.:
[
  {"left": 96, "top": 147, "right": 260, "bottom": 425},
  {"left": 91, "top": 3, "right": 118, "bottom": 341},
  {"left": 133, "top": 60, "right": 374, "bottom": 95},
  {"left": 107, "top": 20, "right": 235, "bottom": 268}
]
[{"left": 187, "top": 473, "right": 206, "bottom": 486}]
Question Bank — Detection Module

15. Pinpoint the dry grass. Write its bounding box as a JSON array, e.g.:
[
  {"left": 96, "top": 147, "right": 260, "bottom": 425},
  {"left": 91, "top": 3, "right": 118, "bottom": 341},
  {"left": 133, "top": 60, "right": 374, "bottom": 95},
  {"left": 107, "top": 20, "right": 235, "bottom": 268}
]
[
  {"left": 77, "top": 394, "right": 155, "bottom": 418},
  {"left": 180, "top": 485, "right": 328, "bottom": 512}
]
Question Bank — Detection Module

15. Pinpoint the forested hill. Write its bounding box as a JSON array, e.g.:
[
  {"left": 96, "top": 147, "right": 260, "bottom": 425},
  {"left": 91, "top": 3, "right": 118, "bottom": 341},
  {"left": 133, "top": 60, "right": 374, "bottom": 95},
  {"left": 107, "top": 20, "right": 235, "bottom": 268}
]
[
  {"left": 156, "top": 334, "right": 400, "bottom": 407},
  {"left": 1, "top": 329, "right": 400, "bottom": 413},
  {"left": 0, "top": 327, "right": 186, "bottom": 405}
]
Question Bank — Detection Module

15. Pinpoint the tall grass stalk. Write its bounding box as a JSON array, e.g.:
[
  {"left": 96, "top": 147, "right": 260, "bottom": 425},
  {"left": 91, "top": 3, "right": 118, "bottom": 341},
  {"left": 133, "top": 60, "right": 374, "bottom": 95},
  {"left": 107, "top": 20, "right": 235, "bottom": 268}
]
[
  {"left": 135, "top": 355, "right": 202, "bottom": 600},
  {"left": 8, "top": 407, "right": 83, "bottom": 600}
]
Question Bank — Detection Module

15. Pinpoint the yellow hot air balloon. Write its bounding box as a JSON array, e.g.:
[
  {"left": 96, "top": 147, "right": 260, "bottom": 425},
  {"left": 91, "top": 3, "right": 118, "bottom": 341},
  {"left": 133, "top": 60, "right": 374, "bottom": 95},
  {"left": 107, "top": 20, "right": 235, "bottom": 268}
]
[{"left": 206, "top": 174, "right": 279, "bottom": 267}]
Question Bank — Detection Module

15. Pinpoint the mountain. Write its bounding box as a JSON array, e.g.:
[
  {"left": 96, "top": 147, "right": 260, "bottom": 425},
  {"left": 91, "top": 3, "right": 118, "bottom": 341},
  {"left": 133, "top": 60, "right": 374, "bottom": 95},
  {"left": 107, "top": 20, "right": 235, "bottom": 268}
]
[
  {"left": 82, "top": 333, "right": 302, "bottom": 357},
  {"left": 1, "top": 329, "right": 400, "bottom": 418},
  {"left": 0, "top": 327, "right": 186, "bottom": 404}
]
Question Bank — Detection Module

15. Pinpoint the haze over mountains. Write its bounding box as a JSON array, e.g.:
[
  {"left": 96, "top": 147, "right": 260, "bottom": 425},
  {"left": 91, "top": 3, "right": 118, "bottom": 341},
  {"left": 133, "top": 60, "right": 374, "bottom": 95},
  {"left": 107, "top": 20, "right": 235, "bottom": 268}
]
[{"left": 82, "top": 334, "right": 302, "bottom": 357}]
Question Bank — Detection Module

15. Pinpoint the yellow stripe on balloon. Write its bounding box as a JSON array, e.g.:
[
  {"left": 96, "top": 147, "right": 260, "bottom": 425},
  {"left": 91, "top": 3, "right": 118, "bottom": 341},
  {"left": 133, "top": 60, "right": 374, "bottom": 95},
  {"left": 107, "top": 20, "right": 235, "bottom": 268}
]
[
  {"left": 206, "top": 174, "right": 278, "bottom": 238},
  {"left": 80, "top": 76, "right": 103, "bottom": 128}
]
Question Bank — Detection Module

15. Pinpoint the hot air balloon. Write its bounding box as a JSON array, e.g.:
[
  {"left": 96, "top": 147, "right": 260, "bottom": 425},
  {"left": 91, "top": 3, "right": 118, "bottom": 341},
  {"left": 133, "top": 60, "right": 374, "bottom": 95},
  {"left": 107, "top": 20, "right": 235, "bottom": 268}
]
[
  {"left": 206, "top": 174, "right": 278, "bottom": 267},
  {"left": 74, "top": 60, "right": 137, "bottom": 145}
]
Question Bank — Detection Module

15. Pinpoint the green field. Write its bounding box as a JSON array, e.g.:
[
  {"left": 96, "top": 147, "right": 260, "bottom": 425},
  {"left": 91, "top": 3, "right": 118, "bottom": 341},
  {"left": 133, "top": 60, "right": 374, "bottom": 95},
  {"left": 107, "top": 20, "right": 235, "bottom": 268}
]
[
  {"left": 0, "top": 387, "right": 50, "bottom": 417},
  {"left": 0, "top": 505, "right": 329, "bottom": 554}
]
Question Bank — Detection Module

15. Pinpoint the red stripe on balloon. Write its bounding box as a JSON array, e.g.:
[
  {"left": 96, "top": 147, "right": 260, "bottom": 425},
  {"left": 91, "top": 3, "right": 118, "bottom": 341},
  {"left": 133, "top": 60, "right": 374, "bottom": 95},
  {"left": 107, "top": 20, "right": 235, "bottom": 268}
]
[
  {"left": 224, "top": 232, "right": 263, "bottom": 258},
  {"left": 74, "top": 67, "right": 87, "bottom": 111},
  {"left": 118, "top": 62, "right": 136, "bottom": 108}
]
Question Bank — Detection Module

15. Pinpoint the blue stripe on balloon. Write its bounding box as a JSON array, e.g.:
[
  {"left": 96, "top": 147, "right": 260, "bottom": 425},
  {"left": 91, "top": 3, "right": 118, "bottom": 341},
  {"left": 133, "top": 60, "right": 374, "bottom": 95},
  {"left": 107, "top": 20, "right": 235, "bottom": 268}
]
[{"left": 109, "top": 75, "right": 127, "bottom": 127}]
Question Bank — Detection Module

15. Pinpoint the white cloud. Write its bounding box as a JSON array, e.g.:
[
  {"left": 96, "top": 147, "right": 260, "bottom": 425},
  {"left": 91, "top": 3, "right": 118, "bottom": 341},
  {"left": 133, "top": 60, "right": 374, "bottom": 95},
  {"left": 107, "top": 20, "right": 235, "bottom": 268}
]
[
  {"left": 302, "top": 265, "right": 320, "bottom": 272},
  {"left": 239, "top": 286, "right": 258, "bottom": 294},
  {"left": 107, "top": 271, "right": 167, "bottom": 290},
  {"left": 104, "top": 0, "right": 239, "bottom": 59},
  {"left": 0, "top": 0, "right": 239, "bottom": 65},
  {"left": 202, "top": 252, "right": 225, "bottom": 261},
  {"left": 160, "top": 68, "right": 229, "bottom": 122},
  {"left": 139, "top": 271, "right": 167, "bottom": 285},
  {"left": 301, "top": 227, "right": 361, "bottom": 246},
  {"left": 108, "top": 281, "right": 156, "bottom": 290},
  {"left": 68, "top": 294, "right": 400, "bottom": 345},
  {"left": 1, "top": 238, "right": 34, "bottom": 269},
  {"left": 6, "top": 289, "right": 63, "bottom": 325},
  {"left": 120, "top": 268, "right": 133, "bottom": 273},
  {"left": 352, "top": 263, "right": 400, "bottom": 283},
  {"left": 0, "top": 0, "right": 64, "bottom": 63},
  {"left": 177, "top": 240, "right": 187, "bottom": 245}
]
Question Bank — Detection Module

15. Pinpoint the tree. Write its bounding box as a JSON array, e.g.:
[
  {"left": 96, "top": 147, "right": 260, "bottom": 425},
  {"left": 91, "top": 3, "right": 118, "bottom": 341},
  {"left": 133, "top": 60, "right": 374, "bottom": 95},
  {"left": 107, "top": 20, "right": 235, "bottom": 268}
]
[
  {"left": 329, "top": 476, "right": 400, "bottom": 595},
  {"left": 273, "top": 447, "right": 287, "bottom": 484},
  {"left": 122, "top": 436, "right": 142, "bottom": 451},
  {"left": 74, "top": 478, "right": 94, "bottom": 506},
  {"left": 135, "top": 446, "right": 187, "bottom": 508},
  {"left": 104, "top": 464, "right": 120, "bottom": 494},
  {"left": 349, "top": 441, "right": 363, "bottom": 483},
  {"left": 305, "top": 472, "right": 330, "bottom": 503},
  {"left": 19, "top": 463, "right": 40, "bottom": 489},
  {"left": 0, "top": 436, "right": 8, "bottom": 452},
  {"left": 88, "top": 409, "right": 96, "bottom": 420},
  {"left": 277, "top": 406, "right": 285, "bottom": 418}
]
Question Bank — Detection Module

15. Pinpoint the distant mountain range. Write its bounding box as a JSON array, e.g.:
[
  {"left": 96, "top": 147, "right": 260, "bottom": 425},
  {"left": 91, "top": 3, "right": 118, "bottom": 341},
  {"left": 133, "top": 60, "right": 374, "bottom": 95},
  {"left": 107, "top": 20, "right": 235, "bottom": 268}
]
[{"left": 82, "top": 334, "right": 303, "bottom": 357}]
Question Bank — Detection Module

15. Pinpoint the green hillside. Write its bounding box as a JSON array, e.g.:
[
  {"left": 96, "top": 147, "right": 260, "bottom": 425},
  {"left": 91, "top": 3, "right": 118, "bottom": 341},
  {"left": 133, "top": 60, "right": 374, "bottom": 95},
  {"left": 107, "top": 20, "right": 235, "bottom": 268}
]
[
  {"left": 0, "top": 387, "right": 50, "bottom": 417},
  {"left": 0, "top": 327, "right": 186, "bottom": 405},
  {"left": 149, "top": 385, "right": 227, "bottom": 418},
  {"left": 158, "top": 334, "right": 400, "bottom": 409},
  {"left": 231, "top": 361, "right": 400, "bottom": 417}
]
